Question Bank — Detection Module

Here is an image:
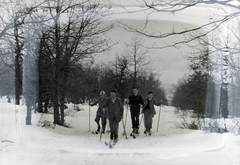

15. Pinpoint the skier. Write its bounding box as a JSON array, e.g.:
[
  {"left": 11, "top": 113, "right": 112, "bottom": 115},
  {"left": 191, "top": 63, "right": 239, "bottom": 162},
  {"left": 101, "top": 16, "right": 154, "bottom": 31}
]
[
  {"left": 142, "top": 91, "right": 161, "bottom": 135},
  {"left": 103, "top": 89, "right": 124, "bottom": 143},
  {"left": 90, "top": 91, "right": 107, "bottom": 134},
  {"left": 127, "top": 87, "right": 144, "bottom": 136}
]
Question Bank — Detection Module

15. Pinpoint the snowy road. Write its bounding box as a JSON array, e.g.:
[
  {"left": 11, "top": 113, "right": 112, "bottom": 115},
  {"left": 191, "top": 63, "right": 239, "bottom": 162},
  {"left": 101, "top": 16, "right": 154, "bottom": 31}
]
[{"left": 1, "top": 102, "right": 240, "bottom": 165}]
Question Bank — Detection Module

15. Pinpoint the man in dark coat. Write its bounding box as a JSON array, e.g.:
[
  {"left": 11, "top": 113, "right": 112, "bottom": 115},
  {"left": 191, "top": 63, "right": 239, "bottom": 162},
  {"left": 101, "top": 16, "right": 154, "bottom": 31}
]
[
  {"left": 127, "top": 87, "right": 144, "bottom": 135},
  {"left": 103, "top": 89, "right": 124, "bottom": 141},
  {"left": 90, "top": 91, "right": 107, "bottom": 133}
]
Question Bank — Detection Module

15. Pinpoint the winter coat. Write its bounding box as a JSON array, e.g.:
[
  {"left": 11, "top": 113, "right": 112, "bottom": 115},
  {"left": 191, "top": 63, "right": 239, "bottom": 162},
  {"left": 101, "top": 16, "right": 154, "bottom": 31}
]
[
  {"left": 103, "top": 97, "right": 124, "bottom": 123},
  {"left": 142, "top": 98, "right": 161, "bottom": 117},
  {"left": 90, "top": 97, "right": 107, "bottom": 117},
  {"left": 128, "top": 95, "right": 144, "bottom": 108}
]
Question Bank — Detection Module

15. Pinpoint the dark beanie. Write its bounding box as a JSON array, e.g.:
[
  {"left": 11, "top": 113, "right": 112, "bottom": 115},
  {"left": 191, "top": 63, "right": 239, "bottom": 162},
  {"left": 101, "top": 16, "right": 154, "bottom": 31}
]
[
  {"left": 148, "top": 91, "right": 153, "bottom": 95},
  {"left": 132, "top": 86, "right": 138, "bottom": 90},
  {"left": 110, "top": 89, "right": 117, "bottom": 93}
]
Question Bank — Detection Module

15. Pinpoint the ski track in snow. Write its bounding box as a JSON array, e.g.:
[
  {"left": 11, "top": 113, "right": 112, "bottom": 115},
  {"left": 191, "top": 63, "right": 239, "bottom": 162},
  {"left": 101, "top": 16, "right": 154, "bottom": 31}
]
[{"left": 1, "top": 101, "right": 240, "bottom": 165}]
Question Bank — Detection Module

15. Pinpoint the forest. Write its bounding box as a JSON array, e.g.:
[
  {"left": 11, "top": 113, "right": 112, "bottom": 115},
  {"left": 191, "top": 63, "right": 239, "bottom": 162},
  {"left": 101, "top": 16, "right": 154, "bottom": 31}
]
[{"left": 0, "top": 0, "right": 239, "bottom": 128}]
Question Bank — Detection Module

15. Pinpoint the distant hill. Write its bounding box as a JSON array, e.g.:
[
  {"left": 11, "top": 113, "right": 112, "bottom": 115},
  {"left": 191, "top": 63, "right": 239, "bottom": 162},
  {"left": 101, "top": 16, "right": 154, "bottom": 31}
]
[{"left": 162, "top": 83, "right": 175, "bottom": 98}]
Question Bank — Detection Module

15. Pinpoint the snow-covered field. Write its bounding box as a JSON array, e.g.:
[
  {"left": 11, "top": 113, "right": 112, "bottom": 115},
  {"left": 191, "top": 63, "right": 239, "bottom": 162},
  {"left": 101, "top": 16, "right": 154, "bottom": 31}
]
[{"left": 1, "top": 100, "right": 240, "bottom": 165}]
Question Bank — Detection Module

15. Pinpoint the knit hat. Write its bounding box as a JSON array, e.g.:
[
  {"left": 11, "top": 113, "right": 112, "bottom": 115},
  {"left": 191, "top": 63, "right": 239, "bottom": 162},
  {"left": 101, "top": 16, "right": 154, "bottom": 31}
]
[
  {"left": 148, "top": 91, "right": 153, "bottom": 95},
  {"left": 110, "top": 89, "right": 117, "bottom": 93}
]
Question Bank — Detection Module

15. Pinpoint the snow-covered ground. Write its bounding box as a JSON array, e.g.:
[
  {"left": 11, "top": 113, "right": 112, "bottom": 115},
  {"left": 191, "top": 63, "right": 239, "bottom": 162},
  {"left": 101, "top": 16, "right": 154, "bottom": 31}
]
[{"left": 1, "top": 100, "right": 240, "bottom": 165}]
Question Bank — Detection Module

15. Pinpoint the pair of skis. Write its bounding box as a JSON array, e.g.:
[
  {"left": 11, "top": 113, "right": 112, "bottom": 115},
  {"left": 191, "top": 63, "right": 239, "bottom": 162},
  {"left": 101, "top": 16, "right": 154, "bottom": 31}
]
[{"left": 105, "top": 139, "right": 119, "bottom": 148}]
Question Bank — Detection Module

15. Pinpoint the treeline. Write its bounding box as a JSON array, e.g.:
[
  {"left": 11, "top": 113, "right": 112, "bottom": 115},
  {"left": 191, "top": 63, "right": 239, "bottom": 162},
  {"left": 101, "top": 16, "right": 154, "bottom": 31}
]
[
  {"left": 39, "top": 39, "right": 168, "bottom": 114},
  {"left": 65, "top": 63, "right": 167, "bottom": 104},
  {"left": 171, "top": 45, "right": 227, "bottom": 120},
  {"left": 0, "top": 1, "right": 167, "bottom": 126},
  {"left": 0, "top": 63, "right": 14, "bottom": 101},
  {"left": 171, "top": 49, "right": 209, "bottom": 117}
]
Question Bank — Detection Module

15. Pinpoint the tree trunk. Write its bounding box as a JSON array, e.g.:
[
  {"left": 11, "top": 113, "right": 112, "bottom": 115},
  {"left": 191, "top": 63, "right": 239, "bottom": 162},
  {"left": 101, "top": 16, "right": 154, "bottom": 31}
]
[
  {"left": 59, "top": 72, "right": 67, "bottom": 125},
  {"left": 133, "top": 43, "right": 137, "bottom": 87},
  {"left": 43, "top": 97, "right": 49, "bottom": 113},
  {"left": 52, "top": 62, "right": 60, "bottom": 124},
  {"left": 14, "top": 26, "right": 23, "bottom": 105},
  {"left": 52, "top": 81, "right": 60, "bottom": 124},
  {"left": 219, "top": 83, "right": 228, "bottom": 118},
  {"left": 60, "top": 88, "right": 65, "bottom": 126},
  {"left": 38, "top": 83, "right": 43, "bottom": 113},
  {"left": 26, "top": 106, "right": 32, "bottom": 125},
  {"left": 52, "top": 17, "right": 61, "bottom": 125}
]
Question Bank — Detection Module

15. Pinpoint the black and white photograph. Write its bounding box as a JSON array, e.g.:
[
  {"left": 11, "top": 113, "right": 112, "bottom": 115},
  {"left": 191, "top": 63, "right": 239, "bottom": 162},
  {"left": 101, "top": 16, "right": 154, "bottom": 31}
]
[{"left": 1, "top": 0, "right": 240, "bottom": 164}]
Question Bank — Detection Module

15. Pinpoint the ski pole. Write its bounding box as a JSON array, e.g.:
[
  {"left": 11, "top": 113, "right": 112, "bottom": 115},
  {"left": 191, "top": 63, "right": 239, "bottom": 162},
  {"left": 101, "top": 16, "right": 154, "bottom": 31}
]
[
  {"left": 100, "top": 112, "right": 108, "bottom": 141},
  {"left": 88, "top": 103, "right": 91, "bottom": 132},
  {"left": 100, "top": 111, "right": 106, "bottom": 142},
  {"left": 122, "top": 104, "right": 128, "bottom": 135},
  {"left": 139, "top": 106, "right": 143, "bottom": 127},
  {"left": 156, "top": 103, "right": 162, "bottom": 132},
  {"left": 122, "top": 119, "right": 128, "bottom": 139},
  {"left": 100, "top": 118, "right": 103, "bottom": 142},
  {"left": 139, "top": 113, "right": 143, "bottom": 128},
  {"left": 100, "top": 129, "right": 103, "bottom": 142},
  {"left": 106, "top": 110, "right": 110, "bottom": 133},
  {"left": 107, "top": 121, "right": 110, "bottom": 133}
]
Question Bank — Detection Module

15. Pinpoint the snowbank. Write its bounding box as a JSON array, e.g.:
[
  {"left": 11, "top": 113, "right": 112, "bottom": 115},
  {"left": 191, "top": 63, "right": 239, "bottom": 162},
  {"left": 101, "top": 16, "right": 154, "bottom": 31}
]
[{"left": 0, "top": 102, "right": 240, "bottom": 165}]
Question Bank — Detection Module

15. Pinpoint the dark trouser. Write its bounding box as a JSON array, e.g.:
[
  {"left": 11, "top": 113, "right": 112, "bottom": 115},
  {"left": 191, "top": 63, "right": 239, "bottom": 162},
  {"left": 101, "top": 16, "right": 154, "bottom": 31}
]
[
  {"left": 109, "top": 117, "right": 119, "bottom": 140},
  {"left": 95, "top": 114, "right": 107, "bottom": 132},
  {"left": 143, "top": 111, "right": 153, "bottom": 130},
  {"left": 130, "top": 106, "right": 140, "bottom": 130}
]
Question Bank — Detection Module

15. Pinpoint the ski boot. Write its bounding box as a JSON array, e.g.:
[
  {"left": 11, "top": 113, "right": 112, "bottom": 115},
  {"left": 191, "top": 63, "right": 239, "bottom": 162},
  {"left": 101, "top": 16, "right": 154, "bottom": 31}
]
[
  {"left": 146, "top": 129, "right": 151, "bottom": 136},
  {"left": 144, "top": 128, "right": 151, "bottom": 136},
  {"left": 92, "top": 127, "right": 100, "bottom": 134},
  {"left": 92, "top": 130, "right": 99, "bottom": 134},
  {"left": 102, "top": 126, "right": 106, "bottom": 134},
  {"left": 144, "top": 129, "right": 147, "bottom": 134},
  {"left": 130, "top": 129, "right": 135, "bottom": 136},
  {"left": 135, "top": 129, "right": 139, "bottom": 135}
]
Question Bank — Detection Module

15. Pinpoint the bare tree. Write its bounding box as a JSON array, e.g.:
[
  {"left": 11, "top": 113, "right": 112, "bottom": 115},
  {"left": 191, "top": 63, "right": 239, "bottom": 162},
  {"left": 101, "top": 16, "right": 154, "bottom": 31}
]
[
  {"left": 23, "top": 7, "right": 47, "bottom": 125},
  {"left": 38, "top": 0, "right": 113, "bottom": 126},
  {"left": 0, "top": 0, "right": 47, "bottom": 111},
  {"left": 117, "top": 1, "right": 240, "bottom": 119},
  {"left": 104, "top": 53, "right": 132, "bottom": 100},
  {"left": 124, "top": 36, "right": 150, "bottom": 87}
]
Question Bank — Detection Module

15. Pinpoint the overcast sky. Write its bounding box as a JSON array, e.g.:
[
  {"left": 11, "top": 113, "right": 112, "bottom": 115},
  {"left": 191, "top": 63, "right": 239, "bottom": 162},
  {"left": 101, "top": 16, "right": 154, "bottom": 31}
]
[{"left": 95, "top": 20, "right": 202, "bottom": 87}]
